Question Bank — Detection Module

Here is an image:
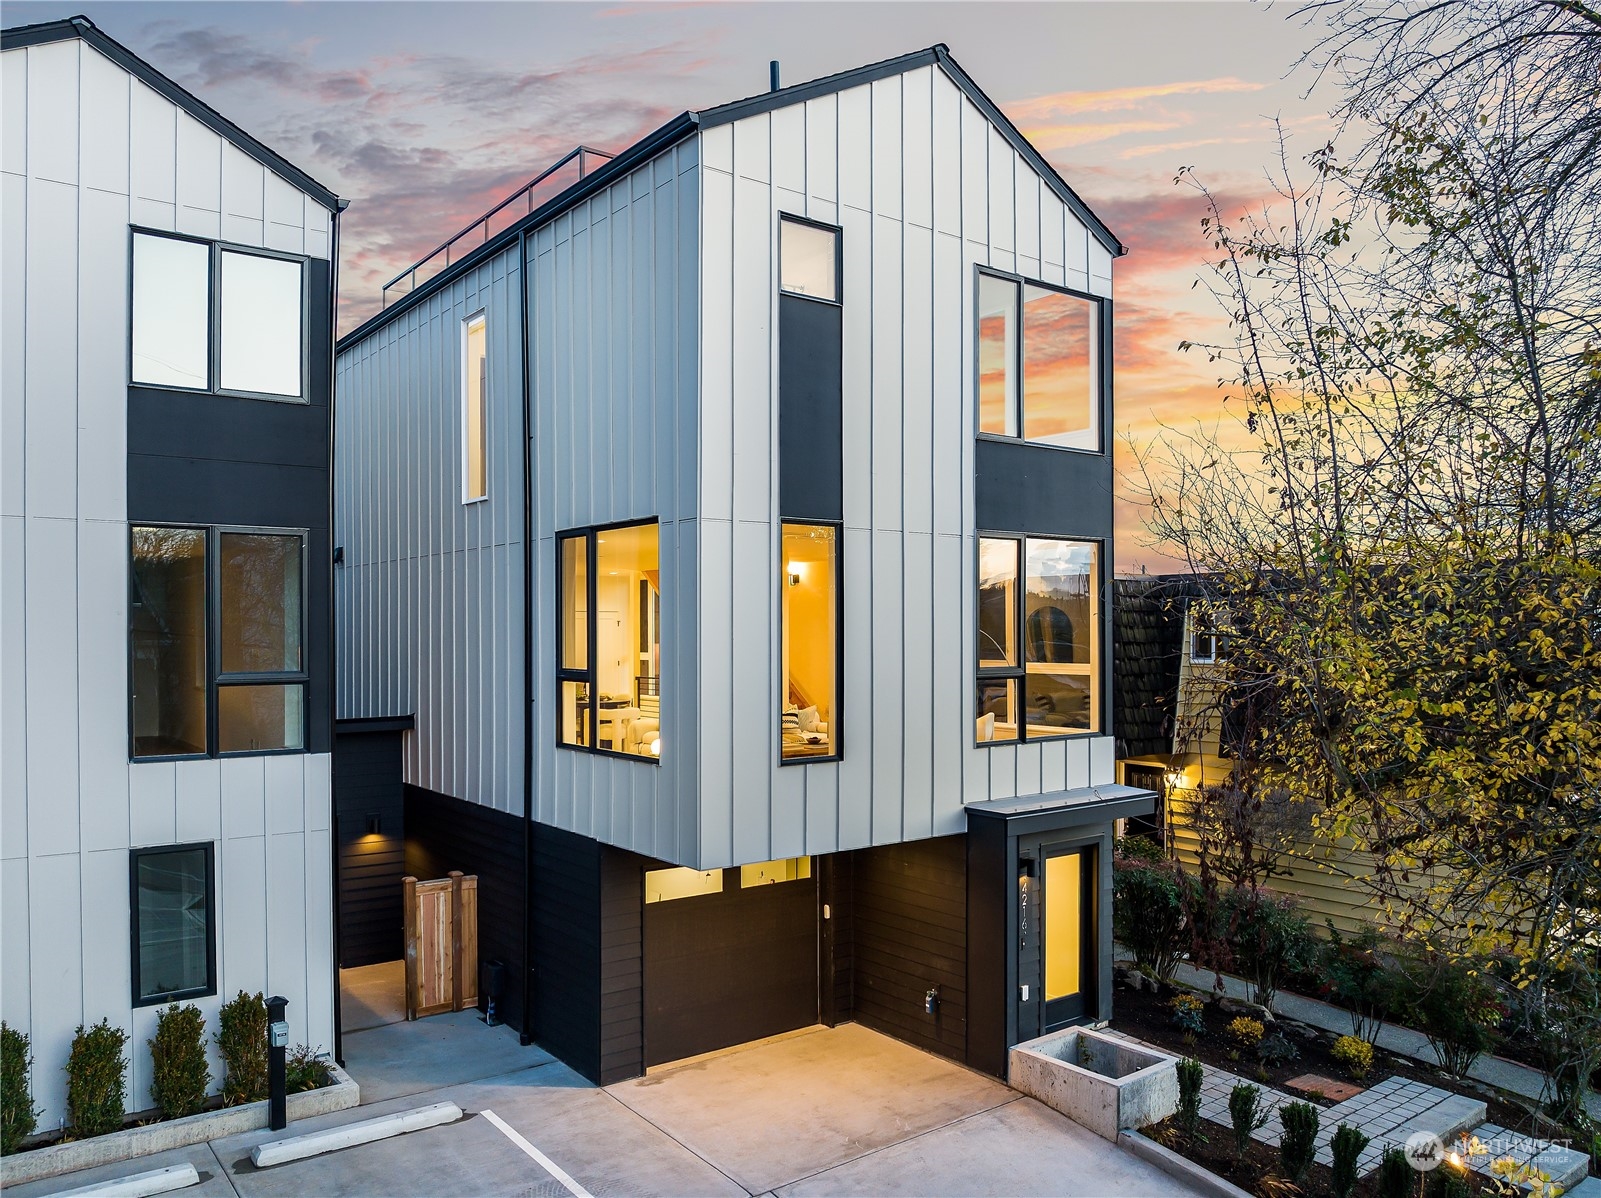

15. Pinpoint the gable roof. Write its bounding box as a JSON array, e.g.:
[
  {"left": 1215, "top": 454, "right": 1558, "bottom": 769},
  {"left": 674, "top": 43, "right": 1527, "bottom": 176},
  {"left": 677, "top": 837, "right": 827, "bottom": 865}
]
[
  {"left": 1, "top": 14, "right": 342, "bottom": 212},
  {"left": 341, "top": 43, "right": 1122, "bottom": 350}
]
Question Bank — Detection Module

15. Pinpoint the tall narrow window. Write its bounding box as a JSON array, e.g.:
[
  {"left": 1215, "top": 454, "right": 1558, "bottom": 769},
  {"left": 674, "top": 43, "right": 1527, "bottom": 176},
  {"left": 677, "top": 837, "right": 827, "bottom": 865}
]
[
  {"left": 131, "top": 843, "right": 216, "bottom": 1005},
  {"left": 781, "top": 523, "right": 838, "bottom": 760},
  {"left": 558, "top": 522, "right": 661, "bottom": 760},
  {"left": 976, "top": 535, "right": 1100, "bottom": 743},
  {"left": 131, "top": 234, "right": 210, "bottom": 389},
  {"left": 463, "top": 313, "right": 488, "bottom": 501},
  {"left": 978, "top": 275, "right": 1018, "bottom": 437},
  {"left": 976, "top": 271, "right": 1100, "bottom": 451},
  {"left": 779, "top": 217, "right": 838, "bottom": 302},
  {"left": 218, "top": 532, "right": 305, "bottom": 753},
  {"left": 220, "top": 250, "right": 303, "bottom": 396},
  {"left": 130, "top": 526, "right": 209, "bottom": 757}
]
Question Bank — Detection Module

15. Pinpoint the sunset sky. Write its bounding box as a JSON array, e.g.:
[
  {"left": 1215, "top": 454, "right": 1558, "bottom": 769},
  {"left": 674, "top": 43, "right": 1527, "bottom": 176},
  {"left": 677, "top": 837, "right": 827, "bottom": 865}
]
[{"left": 11, "top": 1, "right": 1337, "bottom": 571}]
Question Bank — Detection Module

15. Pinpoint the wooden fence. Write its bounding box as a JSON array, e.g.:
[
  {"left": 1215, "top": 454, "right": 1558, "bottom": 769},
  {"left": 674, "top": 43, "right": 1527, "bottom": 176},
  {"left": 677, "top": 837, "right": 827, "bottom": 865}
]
[{"left": 402, "top": 871, "right": 478, "bottom": 1020}]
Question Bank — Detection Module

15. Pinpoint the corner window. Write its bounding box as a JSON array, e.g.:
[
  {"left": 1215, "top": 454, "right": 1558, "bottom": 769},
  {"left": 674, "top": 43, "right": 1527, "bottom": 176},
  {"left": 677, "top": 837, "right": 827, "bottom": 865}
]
[
  {"left": 779, "top": 216, "right": 839, "bottom": 302},
  {"left": 462, "top": 312, "right": 488, "bottom": 502},
  {"left": 976, "top": 536, "right": 1100, "bottom": 743},
  {"left": 781, "top": 523, "right": 839, "bottom": 761},
  {"left": 131, "top": 230, "right": 305, "bottom": 400},
  {"left": 557, "top": 521, "right": 661, "bottom": 761},
  {"left": 131, "top": 843, "right": 216, "bottom": 1006},
  {"left": 977, "top": 270, "right": 1101, "bottom": 451},
  {"left": 131, "top": 526, "right": 307, "bottom": 759}
]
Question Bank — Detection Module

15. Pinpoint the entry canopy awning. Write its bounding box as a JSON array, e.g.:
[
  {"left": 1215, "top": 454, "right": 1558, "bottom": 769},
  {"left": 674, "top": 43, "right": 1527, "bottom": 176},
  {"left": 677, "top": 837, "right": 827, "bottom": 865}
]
[{"left": 965, "top": 784, "right": 1157, "bottom": 835}]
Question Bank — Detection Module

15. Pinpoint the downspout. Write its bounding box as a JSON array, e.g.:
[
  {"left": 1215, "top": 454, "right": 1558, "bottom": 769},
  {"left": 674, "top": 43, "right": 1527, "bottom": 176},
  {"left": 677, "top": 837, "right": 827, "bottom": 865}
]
[
  {"left": 328, "top": 197, "right": 349, "bottom": 1066},
  {"left": 518, "top": 225, "right": 536, "bottom": 1047}
]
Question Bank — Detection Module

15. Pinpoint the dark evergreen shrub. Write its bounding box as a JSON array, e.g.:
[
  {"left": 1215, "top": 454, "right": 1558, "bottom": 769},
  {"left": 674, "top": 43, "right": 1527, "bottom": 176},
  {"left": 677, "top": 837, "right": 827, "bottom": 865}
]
[
  {"left": 149, "top": 1004, "right": 209, "bottom": 1119},
  {"left": 216, "top": 992, "right": 268, "bottom": 1106},
  {"left": 66, "top": 1020, "right": 129, "bottom": 1138},
  {"left": 1, "top": 1022, "right": 39, "bottom": 1154}
]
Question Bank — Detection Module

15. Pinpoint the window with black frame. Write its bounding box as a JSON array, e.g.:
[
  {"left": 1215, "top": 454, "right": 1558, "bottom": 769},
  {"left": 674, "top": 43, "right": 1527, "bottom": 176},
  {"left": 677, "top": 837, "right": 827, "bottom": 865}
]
[
  {"left": 130, "top": 843, "right": 215, "bottom": 1005},
  {"left": 977, "top": 271, "right": 1101, "bottom": 451},
  {"left": 130, "top": 526, "right": 306, "bottom": 758},
  {"left": 557, "top": 521, "right": 662, "bottom": 760},
  {"left": 130, "top": 230, "right": 305, "bottom": 400},
  {"left": 976, "top": 536, "right": 1100, "bottom": 743}
]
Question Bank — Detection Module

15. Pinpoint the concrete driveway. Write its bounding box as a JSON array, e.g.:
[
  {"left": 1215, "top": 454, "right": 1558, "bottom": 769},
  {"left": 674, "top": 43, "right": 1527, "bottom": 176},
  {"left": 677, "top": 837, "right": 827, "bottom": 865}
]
[{"left": 14, "top": 1022, "right": 1205, "bottom": 1197}]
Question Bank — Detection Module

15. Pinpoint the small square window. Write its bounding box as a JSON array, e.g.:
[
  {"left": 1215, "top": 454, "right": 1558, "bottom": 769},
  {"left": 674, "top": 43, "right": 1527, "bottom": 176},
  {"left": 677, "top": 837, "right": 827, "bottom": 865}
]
[
  {"left": 779, "top": 217, "right": 838, "bottom": 302},
  {"left": 130, "top": 843, "right": 216, "bottom": 1006}
]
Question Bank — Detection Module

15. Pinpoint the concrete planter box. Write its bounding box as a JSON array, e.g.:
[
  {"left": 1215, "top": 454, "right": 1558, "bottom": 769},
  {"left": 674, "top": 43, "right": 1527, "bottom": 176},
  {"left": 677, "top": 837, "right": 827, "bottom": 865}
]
[
  {"left": 0, "top": 1061, "right": 359, "bottom": 1187},
  {"left": 1009, "top": 1028, "right": 1177, "bottom": 1141}
]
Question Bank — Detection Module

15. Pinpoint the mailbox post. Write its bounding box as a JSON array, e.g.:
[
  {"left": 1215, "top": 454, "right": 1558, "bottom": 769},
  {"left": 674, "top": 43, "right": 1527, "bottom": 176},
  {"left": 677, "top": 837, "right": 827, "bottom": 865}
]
[{"left": 266, "top": 995, "right": 289, "bottom": 1131}]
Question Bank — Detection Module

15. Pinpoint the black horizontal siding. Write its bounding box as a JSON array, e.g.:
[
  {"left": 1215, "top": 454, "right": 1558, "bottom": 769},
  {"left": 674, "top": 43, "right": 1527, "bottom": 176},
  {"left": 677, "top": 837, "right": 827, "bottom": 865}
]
[
  {"left": 599, "top": 847, "right": 645, "bottom": 1083},
  {"left": 404, "top": 785, "right": 527, "bottom": 1031},
  {"left": 846, "top": 835, "right": 968, "bottom": 1064},
  {"left": 334, "top": 720, "right": 405, "bottom": 968},
  {"left": 529, "top": 822, "right": 602, "bottom": 1081}
]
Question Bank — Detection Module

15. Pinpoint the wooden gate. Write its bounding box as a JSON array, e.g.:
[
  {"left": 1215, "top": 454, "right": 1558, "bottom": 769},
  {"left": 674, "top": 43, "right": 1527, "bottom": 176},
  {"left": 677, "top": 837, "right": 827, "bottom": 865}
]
[{"left": 402, "top": 871, "right": 478, "bottom": 1019}]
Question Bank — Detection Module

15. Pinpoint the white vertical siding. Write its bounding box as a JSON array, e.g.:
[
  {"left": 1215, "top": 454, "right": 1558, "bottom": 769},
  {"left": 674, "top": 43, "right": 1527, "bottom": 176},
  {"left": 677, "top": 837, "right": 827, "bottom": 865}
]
[
  {"left": 335, "top": 250, "right": 525, "bottom": 815},
  {"left": 0, "top": 37, "right": 336, "bottom": 1130},
  {"left": 527, "top": 140, "right": 702, "bottom": 863},
  {"left": 699, "top": 63, "right": 1118, "bottom": 868}
]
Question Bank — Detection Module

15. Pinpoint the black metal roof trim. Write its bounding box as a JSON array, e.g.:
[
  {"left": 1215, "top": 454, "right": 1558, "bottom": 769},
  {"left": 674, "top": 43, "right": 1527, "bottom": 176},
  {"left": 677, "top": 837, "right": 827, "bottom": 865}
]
[
  {"left": 696, "top": 45, "right": 942, "bottom": 128},
  {"left": 1, "top": 15, "right": 341, "bottom": 211},
  {"left": 965, "top": 783, "right": 1158, "bottom": 832},
  {"left": 337, "top": 111, "right": 699, "bottom": 352},
  {"left": 930, "top": 47, "right": 1124, "bottom": 257}
]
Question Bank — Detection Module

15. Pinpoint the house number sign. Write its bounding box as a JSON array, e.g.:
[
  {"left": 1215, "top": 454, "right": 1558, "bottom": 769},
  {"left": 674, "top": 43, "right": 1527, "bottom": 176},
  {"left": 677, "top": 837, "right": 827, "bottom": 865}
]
[{"left": 1018, "top": 872, "right": 1032, "bottom": 951}]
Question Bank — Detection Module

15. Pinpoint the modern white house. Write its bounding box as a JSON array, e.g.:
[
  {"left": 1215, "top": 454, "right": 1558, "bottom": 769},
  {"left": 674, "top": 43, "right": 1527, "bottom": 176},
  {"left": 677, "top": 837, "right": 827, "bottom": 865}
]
[
  {"left": 334, "top": 45, "right": 1154, "bottom": 1082},
  {"left": 1, "top": 16, "right": 341, "bottom": 1129}
]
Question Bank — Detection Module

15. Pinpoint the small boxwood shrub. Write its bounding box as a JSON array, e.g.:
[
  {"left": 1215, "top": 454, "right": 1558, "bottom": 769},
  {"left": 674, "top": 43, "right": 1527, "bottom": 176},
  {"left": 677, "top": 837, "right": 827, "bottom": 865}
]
[
  {"left": 1377, "top": 1146, "right": 1412, "bottom": 1198},
  {"left": 1331, "top": 1034, "right": 1375, "bottom": 1079},
  {"left": 216, "top": 992, "right": 268, "bottom": 1106},
  {"left": 1227, "top": 1081, "right": 1268, "bottom": 1160},
  {"left": 284, "top": 1045, "right": 330, "bottom": 1094},
  {"left": 2, "top": 1022, "right": 40, "bottom": 1154},
  {"left": 1258, "top": 1033, "right": 1299, "bottom": 1066},
  {"left": 149, "top": 1004, "right": 210, "bottom": 1119},
  {"left": 1176, "top": 1057, "right": 1204, "bottom": 1137},
  {"left": 1331, "top": 1122, "right": 1370, "bottom": 1198},
  {"left": 66, "top": 1019, "right": 129, "bottom": 1139},
  {"left": 1278, "top": 1100, "right": 1319, "bottom": 1184}
]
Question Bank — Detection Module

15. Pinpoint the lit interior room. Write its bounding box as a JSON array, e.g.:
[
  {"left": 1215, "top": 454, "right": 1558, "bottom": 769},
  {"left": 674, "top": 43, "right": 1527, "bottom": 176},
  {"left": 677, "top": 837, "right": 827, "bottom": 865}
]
[{"left": 781, "top": 523, "right": 838, "bottom": 759}]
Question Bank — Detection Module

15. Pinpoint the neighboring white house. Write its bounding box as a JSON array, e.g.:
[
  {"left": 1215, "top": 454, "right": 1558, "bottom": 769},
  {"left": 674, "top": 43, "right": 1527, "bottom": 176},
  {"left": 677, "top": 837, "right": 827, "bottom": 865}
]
[
  {"left": 335, "top": 45, "right": 1154, "bottom": 1083},
  {"left": 1, "top": 16, "right": 342, "bottom": 1130}
]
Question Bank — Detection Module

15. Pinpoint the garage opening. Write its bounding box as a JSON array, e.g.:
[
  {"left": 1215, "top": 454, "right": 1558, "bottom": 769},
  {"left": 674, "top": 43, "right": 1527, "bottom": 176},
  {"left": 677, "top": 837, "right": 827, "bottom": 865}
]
[{"left": 643, "top": 858, "right": 818, "bottom": 1066}]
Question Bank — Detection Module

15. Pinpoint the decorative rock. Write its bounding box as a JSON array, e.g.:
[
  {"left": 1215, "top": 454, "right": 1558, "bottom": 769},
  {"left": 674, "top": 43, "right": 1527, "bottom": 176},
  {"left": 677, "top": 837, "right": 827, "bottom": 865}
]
[{"left": 1218, "top": 996, "right": 1275, "bottom": 1024}]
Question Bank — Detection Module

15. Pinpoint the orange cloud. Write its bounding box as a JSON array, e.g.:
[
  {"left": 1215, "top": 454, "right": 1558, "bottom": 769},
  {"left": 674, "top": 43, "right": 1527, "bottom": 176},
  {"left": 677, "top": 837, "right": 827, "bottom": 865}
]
[{"left": 1008, "top": 77, "right": 1267, "bottom": 122}]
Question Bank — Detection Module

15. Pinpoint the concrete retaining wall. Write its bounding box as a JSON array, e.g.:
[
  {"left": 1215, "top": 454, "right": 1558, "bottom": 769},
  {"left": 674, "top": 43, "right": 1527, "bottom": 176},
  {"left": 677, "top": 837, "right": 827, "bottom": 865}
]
[{"left": 1009, "top": 1028, "right": 1177, "bottom": 1141}]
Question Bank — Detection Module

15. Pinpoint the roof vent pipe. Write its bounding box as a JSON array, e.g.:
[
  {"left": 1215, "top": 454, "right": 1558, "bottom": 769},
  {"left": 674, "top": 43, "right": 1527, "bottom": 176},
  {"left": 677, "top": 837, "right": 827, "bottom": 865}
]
[{"left": 770, "top": 60, "right": 781, "bottom": 92}]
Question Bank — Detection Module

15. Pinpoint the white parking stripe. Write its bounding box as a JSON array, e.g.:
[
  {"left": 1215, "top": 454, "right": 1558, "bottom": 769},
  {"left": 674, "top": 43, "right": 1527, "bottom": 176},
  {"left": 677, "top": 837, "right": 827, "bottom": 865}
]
[{"left": 480, "top": 1108, "right": 594, "bottom": 1198}]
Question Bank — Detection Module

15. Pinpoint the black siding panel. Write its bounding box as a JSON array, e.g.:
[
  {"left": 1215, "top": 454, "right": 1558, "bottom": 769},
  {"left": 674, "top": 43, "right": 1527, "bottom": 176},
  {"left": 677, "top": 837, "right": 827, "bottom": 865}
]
[
  {"left": 846, "top": 836, "right": 968, "bottom": 1064},
  {"left": 598, "top": 847, "right": 645, "bottom": 1083},
  {"left": 779, "top": 296, "right": 843, "bottom": 522},
  {"left": 974, "top": 438, "right": 1112, "bottom": 539},
  {"left": 529, "top": 822, "right": 602, "bottom": 1082},
  {"left": 965, "top": 817, "right": 1011, "bottom": 1078},
  {"left": 333, "top": 729, "right": 405, "bottom": 967},
  {"left": 403, "top": 785, "right": 527, "bottom": 1032},
  {"left": 127, "top": 258, "right": 334, "bottom": 754}
]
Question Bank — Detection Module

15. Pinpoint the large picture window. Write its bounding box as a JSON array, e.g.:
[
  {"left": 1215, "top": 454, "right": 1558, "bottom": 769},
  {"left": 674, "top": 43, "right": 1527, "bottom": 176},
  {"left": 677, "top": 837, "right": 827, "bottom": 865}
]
[
  {"left": 781, "top": 523, "right": 839, "bottom": 760},
  {"left": 130, "top": 843, "right": 216, "bottom": 1006},
  {"left": 977, "top": 270, "right": 1101, "bottom": 451},
  {"left": 976, "top": 536, "right": 1100, "bottom": 743},
  {"left": 131, "top": 230, "right": 306, "bottom": 400},
  {"left": 557, "top": 521, "right": 661, "bottom": 761},
  {"left": 131, "top": 526, "right": 306, "bottom": 759}
]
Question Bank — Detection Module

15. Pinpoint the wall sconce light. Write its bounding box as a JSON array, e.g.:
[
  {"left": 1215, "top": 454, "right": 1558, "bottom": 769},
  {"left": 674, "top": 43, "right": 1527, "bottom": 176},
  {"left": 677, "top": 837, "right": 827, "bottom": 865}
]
[
  {"left": 365, "top": 813, "right": 382, "bottom": 836},
  {"left": 1165, "top": 769, "right": 1185, "bottom": 791},
  {"left": 790, "top": 572, "right": 800, "bottom": 587},
  {"left": 1018, "top": 854, "right": 1035, "bottom": 884}
]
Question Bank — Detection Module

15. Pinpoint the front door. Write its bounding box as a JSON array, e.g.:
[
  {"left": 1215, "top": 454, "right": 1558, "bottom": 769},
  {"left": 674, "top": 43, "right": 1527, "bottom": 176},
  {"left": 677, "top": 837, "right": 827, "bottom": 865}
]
[{"left": 1042, "top": 846, "right": 1094, "bottom": 1029}]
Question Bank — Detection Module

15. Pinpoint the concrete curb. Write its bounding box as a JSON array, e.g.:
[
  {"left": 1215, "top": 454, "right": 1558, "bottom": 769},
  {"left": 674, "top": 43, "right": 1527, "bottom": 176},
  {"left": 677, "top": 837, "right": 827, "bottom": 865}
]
[
  {"left": 51, "top": 1161, "right": 201, "bottom": 1197},
  {"left": 0, "top": 1061, "right": 359, "bottom": 1187},
  {"left": 250, "top": 1101, "right": 462, "bottom": 1168},
  {"left": 1118, "top": 1129, "right": 1253, "bottom": 1198}
]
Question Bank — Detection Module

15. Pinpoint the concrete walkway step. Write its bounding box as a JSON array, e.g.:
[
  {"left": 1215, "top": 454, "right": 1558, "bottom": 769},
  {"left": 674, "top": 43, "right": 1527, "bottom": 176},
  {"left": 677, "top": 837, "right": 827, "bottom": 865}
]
[
  {"left": 1564, "top": 1175, "right": 1601, "bottom": 1197},
  {"left": 1454, "top": 1123, "right": 1591, "bottom": 1193}
]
